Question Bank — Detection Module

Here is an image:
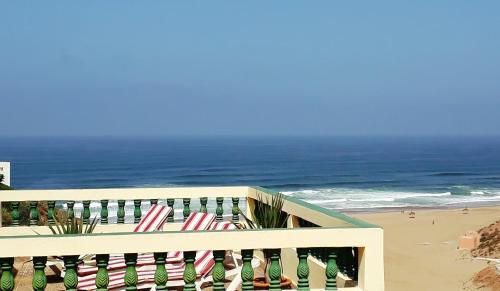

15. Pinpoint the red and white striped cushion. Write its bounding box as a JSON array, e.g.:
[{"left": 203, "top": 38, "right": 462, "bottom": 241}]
[
  {"left": 209, "top": 221, "right": 238, "bottom": 231},
  {"left": 133, "top": 204, "right": 172, "bottom": 232},
  {"left": 181, "top": 212, "right": 217, "bottom": 231}
]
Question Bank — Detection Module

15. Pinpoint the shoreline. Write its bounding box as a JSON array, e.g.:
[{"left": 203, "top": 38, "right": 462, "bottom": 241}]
[{"left": 339, "top": 201, "right": 500, "bottom": 215}]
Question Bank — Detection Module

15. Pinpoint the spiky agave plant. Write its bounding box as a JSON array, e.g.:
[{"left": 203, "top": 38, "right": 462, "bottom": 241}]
[
  {"left": 30, "top": 213, "right": 100, "bottom": 264},
  {"left": 253, "top": 193, "right": 289, "bottom": 229},
  {"left": 49, "top": 213, "right": 99, "bottom": 235}
]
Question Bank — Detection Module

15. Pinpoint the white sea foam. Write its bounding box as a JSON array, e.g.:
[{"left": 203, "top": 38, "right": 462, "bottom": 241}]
[{"left": 285, "top": 187, "right": 500, "bottom": 210}]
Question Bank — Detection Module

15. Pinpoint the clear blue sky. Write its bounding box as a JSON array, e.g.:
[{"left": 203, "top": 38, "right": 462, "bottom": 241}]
[{"left": 1, "top": 1, "right": 499, "bottom": 136}]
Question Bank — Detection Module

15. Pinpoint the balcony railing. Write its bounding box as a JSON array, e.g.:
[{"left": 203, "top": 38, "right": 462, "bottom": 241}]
[{"left": 0, "top": 186, "right": 384, "bottom": 290}]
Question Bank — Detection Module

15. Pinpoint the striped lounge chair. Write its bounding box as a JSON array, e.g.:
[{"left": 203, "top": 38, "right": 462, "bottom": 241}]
[{"left": 77, "top": 214, "right": 251, "bottom": 291}]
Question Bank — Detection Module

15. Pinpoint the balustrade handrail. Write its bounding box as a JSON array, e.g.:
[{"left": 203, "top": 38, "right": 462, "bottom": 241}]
[
  {"left": 0, "top": 186, "right": 249, "bottom": 201},
  {"left": 0, "top": 227, "right": 382, "bottom": 257}
]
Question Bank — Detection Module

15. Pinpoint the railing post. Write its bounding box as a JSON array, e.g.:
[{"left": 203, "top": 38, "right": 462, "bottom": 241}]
[
  {"left": 268, "top": 249, "right": 282, "bottom": 291},
  {"left": 32, "top": 256, "right": 47, "bottom": 291},
  {"left": 213, "top": 250, "right": 226, "bottom": 291},
  {"left": 117, "top": 200, "right": 126, "bottom": 224},
  {"left": 199, "top": 197, "right": 208, "bottom": 213},
  {"left": 325, "top": 249, "right": 338, "bottom": 290},
  {"left": 150, "top": 199, "right": 158, "bottom": 205},
  {"left": 66, "top": 201, "right": 75, "bottom": 222},
  {"left": 30, "top": 201, "right": 39, "bottom": 226},
  {"left": 47, "top": 201, "right": 55, "bottom": 225},
  {"left": 241, "top": 249, "right": 254, "bottom": 291},
  {"left": 124, "top": 253, "right": 138, "bottom": 291},
  {"left": 216, "top": 197, "right": 223, "bottom": 222},
  {"left": 232, "top": 197, "right": 239, "bottom": 222},
  {"left": 183, "top": 251, "right": 196, "bottom": 291},
  {"left": 11, "top": 202, "right": 19, "bottom": 226},
  {"left": 82, "top": 200, "right": 91, "bottom": 224},
  {"left": 154, "top": 252, "right": 168, "bottom": 291},
  {"left": 133, "top": 200, "right": 142, "bottom": 223},
  {"left": 63, "top": 255, "right": 79, "bottom": 291},
  {"left": 100, "top": 200, "right": 109, "bottom": 224},
  {"left": 182, "top": 198, "right": 191, "bottom": 221},
  {"left": 0, "top": 257, "right": 15, "bottom": 291},
  {"left": 95, "top": 254, "right": 109, "bottom": 291},
  {"left": 166, "top": 199, "right": 175, "bottom": 222},
  {"left": 296, "top": 248, "right": 310, "bottom": 290}
]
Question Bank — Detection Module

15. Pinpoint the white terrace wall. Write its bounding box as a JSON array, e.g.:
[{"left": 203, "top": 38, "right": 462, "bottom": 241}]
[{"left": 0, "top": 161, "right": 10, "bottom": 186}]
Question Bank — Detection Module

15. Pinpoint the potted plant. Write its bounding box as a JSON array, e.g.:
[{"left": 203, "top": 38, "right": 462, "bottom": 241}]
[{"left": 240, "top": 192, "right": 292, "bottom": 289}]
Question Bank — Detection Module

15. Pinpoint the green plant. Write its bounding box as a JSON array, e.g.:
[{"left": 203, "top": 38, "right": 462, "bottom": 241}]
[
  {"left": 49, "top": 213, "right": 99, "bottom": 235},
  {"left": 240, "top": 192, "right": 289, "bottom": 230},
  {"left": 0, "top": 175, "right": 11, "bottom": 190},
  {"left": 253, "top": 193, "right": 289, "bottom": 229},
  {"left": 29, "top": 213, "right": 99, "bottom": 265}
]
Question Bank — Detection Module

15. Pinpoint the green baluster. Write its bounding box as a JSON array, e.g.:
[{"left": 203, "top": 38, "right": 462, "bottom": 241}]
[
  {"left": 134, "top": 200, "right": 142, "bottom": 223},
  {"left": 117, "top": 200, "right": 126, "bottom": 224},
  {"left": 0, "top": 257, "right": 15, "bottom": 291},
  {"left": 154, "top": 252, "right": 168, "bottom": 291},
  {"left": 63, "top": 255, "right": 79, "bottom": 291},
  {"left": 231, "top": 197, "right": 239, "bottom": 222},
  {"left": 296, "top": 248, "right": 310, "bottom": 290},
  {"left": 325, "top": 249, "right": 338, "bottom": 290},
  {"left": 241, "top": 249, "right": 254, "bottom": 291},
  {"left": 183, "top": 251, "right": 196, "bottom": 291},
  {"left": 95, "top": 254, "right": 109, "bottom": 291},
  {"left": 124, "top": 253, "right": 138, "bottom": 291},
  {"left": 268, "top": 249, "right": 282, "bottom": 291},
  {"left": 166, "top": 199, "right": 175, "bottom": 222},
  {"left": 182, "top": 198, "right": 191, "bottom": 221},
  {"left": 47, "top": 201, "right": 55, "bottom": 225},
  {"left": 11, "top": 202, "right": 20, "bottom": 226},
  {"left": 213, "top": 250, "right": 225, "bottom": 291},
  {"left": 100, "top": 200, "right": 109, "bottom": 224},
  {"left": 82, "top": 200, "right": 91, "bottom": 224},
  {"left": 30, "top": 201, "right": 39, "bottom": 226},
  {"left": 66, "top": 201, "right": 75, "bottom": 222},
  {"left": 150, "top": 199, "right": 158, "bottom": 205},
  {"left": 32, "top": 256, "right": 47, "bottom": 291},
  {"left": 216, "top": 197, "right": 224, "bottom": 222},
  {"left": 199, "top": 197, "right": 208, "bottom": 213}
]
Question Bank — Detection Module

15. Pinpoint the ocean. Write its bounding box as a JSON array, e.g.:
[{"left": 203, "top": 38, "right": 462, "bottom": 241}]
[{"left": 2, "top": 136, "right": 500, "bottom": 211}]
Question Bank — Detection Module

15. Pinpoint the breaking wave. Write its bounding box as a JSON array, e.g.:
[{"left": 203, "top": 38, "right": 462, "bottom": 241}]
[{"left": 283, "top": 187, "right": 500, "bottom": 210}]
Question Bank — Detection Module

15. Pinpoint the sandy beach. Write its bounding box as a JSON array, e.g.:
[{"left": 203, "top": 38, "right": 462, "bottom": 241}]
[{"left": 352, "top": 206, "right": 500, "bottom": 291}]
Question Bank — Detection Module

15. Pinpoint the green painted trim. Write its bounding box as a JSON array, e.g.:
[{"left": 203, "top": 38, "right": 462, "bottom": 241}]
[{"left": 251, "top": 186, "right": 380, "bottom": 228}]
